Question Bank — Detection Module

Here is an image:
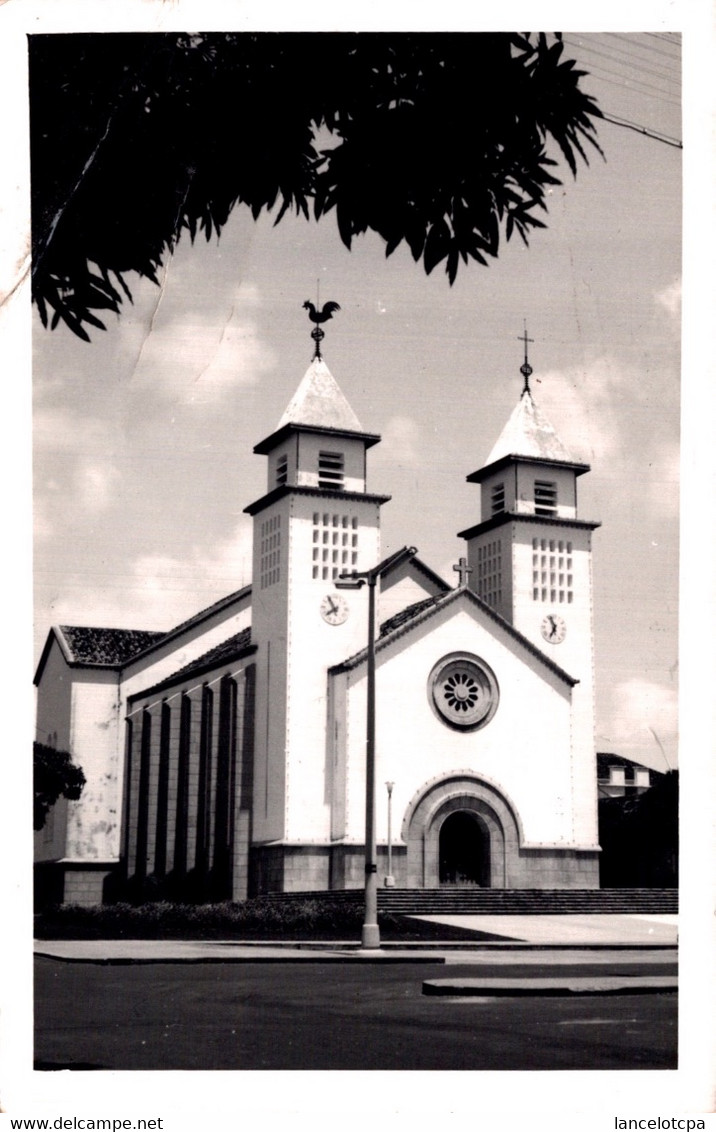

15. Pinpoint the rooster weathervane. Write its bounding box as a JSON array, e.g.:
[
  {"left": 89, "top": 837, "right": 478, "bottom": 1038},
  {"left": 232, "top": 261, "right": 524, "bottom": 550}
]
[{"left": 303, "top": 299, "right": 341, "bottom": 359}]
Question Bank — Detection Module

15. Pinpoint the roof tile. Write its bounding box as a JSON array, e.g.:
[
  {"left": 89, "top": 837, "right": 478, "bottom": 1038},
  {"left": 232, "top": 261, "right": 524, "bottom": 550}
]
[{"left": 60, "top": 626, "right": 166, "bottom": 666}]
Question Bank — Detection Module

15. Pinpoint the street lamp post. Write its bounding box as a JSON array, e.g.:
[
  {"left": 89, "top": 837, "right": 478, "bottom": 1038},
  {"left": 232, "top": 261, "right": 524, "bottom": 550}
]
[
  {"left": 385, "top": 781, "right": 395, "bottom": 887},
  {"left": 336, "top": 545, "right": 417, "bottom": 949}
]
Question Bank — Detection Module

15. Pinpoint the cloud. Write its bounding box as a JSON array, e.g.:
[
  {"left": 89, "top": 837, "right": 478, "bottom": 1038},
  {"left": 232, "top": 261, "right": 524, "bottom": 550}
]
[
  {"left": 646, "top": 440, "right": 680, "bottom": 520},
  {"left": 375, "top": 415, "right": 421, "bottom": 467},
  {"left": 34, "top": 407, "right": 116, "bottom": 454},
  {"left": 74, "top": 462, "right": 120, "bottom": 513},
  {"left": 43, "top": 520, "right": 254, "bottom": 639},
  {"left": 535, "top": 355, "right": 680, "bottom": 523},
  {"left": 123, "top": 283, "right": 276, "bottom": 406},
  {"left": 600, "top": 676, "right": 678, "bottom": 770},
  {"left": 34, "top": 408, "right": 123, "bottom": 537},
  {"left": 655, "top": 276, "right": 681, "bottom": 322}
]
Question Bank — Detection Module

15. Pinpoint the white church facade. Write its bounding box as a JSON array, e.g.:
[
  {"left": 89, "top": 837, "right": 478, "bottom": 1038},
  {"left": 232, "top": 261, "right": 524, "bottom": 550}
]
[{"left": 34, "top": 321, "right": 602, "bottom": 906}]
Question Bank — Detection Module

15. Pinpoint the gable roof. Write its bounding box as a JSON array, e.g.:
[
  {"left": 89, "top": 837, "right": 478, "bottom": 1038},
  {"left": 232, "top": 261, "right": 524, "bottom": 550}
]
[
  {"left": 128, "top": 627, "right": 255, "bottom": 701},
  {"left": 60, "top": 626, "right": 166, "bottom": 666},
  {"left": 332, "top": 585, "right": 577, "bottom": 686},
  {"left": 34, "top": 585, "right": 253, "bottom": 685},
  {"left": 596, "top": 752, "right": 663, "bottom": 777},
  {"left": 124, "top": 585, "right": 252, "bottom": 669},
  {"left": 379, "top": 554, "right": 450, "bottom": 599}
]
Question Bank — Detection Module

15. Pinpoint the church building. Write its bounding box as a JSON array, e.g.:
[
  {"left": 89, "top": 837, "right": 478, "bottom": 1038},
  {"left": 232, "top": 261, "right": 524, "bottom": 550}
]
[{"left": 34, "top": 314, "right": 602, "bottom": 906}]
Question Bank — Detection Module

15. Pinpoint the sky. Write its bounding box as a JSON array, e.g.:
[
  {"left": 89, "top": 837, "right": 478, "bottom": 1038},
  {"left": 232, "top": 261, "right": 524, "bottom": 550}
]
[{"left": 30, "top": 31, "right": 682, "bottom": 771}]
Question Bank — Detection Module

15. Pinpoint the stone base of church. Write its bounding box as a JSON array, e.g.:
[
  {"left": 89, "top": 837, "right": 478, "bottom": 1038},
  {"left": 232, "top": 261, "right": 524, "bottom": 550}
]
[
  {"left": 34, "top": 860, "right": 119, "bottom": 909},
  {"left": 506, "top": 847, "right": 600, "bottom": 889},
  {"left": 250, "top": 843, "right": 409, "bottom": 894},
  {"left": 249, "top": 843, "right": 599, "bottom": 894}
]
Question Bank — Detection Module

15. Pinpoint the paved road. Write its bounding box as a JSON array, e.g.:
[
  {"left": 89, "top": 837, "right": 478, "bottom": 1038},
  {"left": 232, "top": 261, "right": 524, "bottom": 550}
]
[{"left": 35, "top": 955, "right": 677, "bottom": 1071}]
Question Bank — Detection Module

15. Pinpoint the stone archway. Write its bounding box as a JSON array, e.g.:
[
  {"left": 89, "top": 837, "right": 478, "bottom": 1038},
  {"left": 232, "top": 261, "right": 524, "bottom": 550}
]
[
  {"left": 439, "top": 810, "right": 491, "bottom": 886},
  {"left": 402, "top": 773, "right": 523, "bottom": 889}
]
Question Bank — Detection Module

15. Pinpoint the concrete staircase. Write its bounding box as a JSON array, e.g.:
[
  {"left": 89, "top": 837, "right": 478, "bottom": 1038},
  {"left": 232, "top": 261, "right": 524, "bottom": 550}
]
[
  {"left": 376, "top": 888, "right": 678, "bottom": 916},
  {"left": 264, "top": 888, "right": 678, "bottom": 915}
]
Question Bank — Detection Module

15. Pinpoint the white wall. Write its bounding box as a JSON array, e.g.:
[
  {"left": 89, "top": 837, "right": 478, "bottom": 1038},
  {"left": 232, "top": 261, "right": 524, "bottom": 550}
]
[{"left": 337, "top": 599, "right": 596, "bottom": 852}]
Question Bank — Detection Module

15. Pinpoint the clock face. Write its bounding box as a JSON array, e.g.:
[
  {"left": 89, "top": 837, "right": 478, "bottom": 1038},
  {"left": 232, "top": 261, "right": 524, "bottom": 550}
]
[
  {"left": 320, "top": 593, "right": 349, "bottom": 626},
  {"left": 541, "top": 613, "right": 566, "bottom": 644}
]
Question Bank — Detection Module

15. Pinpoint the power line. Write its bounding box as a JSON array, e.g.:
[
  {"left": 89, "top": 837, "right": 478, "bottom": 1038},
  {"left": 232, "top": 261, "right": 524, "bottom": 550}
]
[
  {"left": 644, "top": 31, "right": 681, "bottom": 46},
  {"left": 564, "top": 39, "right": 681, "bottom": 104},
  {"left": 600, "top": 111, "right": 683, "bottom": 149},
  {"left": 579, "top": 66, "right": 681, "bottom": 111},
  {"left": 607, "top": 32, "right": 682, "bottom": 63},
  {"left": 575, "top": 34, "right": 681, "bottom": 85}
]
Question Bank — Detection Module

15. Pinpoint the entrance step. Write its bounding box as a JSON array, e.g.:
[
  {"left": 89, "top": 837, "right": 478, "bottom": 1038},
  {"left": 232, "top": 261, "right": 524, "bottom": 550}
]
[
  {"left": 264, "top": 888, "right": 678, "bottom": 916},
  {"left": 379, "top": 888, "right": 678, "bottom": 915}
]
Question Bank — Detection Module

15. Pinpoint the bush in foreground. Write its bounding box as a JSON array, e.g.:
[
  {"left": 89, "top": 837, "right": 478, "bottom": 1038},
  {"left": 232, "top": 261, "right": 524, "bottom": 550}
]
[{"left": 34, "top": 897, "right": 479, "bottom": 942}]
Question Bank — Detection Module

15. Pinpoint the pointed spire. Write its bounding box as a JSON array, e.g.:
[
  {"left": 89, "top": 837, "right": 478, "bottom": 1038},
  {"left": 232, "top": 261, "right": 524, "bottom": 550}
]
[
  {"left": 484, "top": 328, "right": 576, "bottom": 465},
  {"left": 484, "top": 391, "right": 576, "bottom": 465},
  {"left": 277, "top": 357, "right": 364, "bottom": 433}
]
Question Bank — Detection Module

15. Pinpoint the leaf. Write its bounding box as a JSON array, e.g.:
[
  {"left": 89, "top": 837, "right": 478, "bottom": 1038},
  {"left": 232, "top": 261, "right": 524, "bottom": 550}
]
[
  {"left": 60, "top": 309, "right": 91, "bottom": 342},
  {"left": 36, "top": 293, "right": 48, "bottom": 328},
  {"left": 80, "top": 310, "right": 107, "bottom": 331},
  {"left": 424, "top": 220, "right": 450, "bottom": 275}
]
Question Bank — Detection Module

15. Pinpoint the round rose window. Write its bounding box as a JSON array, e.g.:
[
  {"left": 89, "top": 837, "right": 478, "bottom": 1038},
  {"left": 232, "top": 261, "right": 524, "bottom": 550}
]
[{"left": 428, "top": 653, "right": 499, "bottom": 731}]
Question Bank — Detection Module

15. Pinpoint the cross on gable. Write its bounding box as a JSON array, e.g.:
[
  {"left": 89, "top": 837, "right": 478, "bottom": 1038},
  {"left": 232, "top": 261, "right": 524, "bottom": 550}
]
[{"left": 453, "top": 556, "right": 472, "bottom": 587}]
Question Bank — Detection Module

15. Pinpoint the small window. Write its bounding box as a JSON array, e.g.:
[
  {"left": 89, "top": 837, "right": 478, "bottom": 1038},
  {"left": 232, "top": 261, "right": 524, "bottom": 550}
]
[
  {"left": 276, "top": 454, "right": 288, "bottom": 487},
  {"left": 318, "top": 451, "right": 345, "bottom": 490},
  {"left": 534, "top": 480, "right": 557, "bottom": 516},
  {"left": 491, "top": 483, "right": 505, "bottom": 515}
]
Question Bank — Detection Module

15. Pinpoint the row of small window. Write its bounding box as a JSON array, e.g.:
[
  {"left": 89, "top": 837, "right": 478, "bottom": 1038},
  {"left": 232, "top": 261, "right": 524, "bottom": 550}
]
[
  {"left": 480, "top": 589, "right": 502, "bottom": 607},
  {"left": 277, "top": 452, "right": 346, "bottom": 489},
  {"left": 491, "top": 481, "right": 558, "bottom": 516},
  {"left": 534, "top": 480, "right": 558, "bottom": 515},
  {"left": 313, "top": 565, "right": 347, "bottom": 581},
  {"left": 533, "top": 554, "right": 572, "bottom": 570},
  {"left": 477, "top": 561, "right": 501, "bottom": 578},
  {"left": 314, "top": 547, "right": 359, "bottom": 565},
  {"left": 313, "top": 513, "right": 358, "bottom": 529},
  {"left": 314, "top": 529, "right": 359, "bottom": 547},
  {"left": 534, "top": 572, "right": 572, "bottom": 587},
  {"left": 260, "top": 563, "right": 281, "bottom": 589},
  {"left": 476, "top": 540, "right": 501, "bottom": 562},
  {"left": 534, "top": 588, "right": 573, "bottom": 603},
  {"left": 533, "top": 537, "right": 572, "bottom": 553},
  {"left": 259, "top": 516, "right": 282, "bottom": 590},
  {"left": 477, "top": 579, "right": 499, "bottom": 597}
]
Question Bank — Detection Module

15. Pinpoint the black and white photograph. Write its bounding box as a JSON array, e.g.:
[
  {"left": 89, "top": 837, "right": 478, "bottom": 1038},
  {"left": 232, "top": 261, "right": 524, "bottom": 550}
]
[{"left": 1, "top": 0, "right": 713, "bottom": 1126}]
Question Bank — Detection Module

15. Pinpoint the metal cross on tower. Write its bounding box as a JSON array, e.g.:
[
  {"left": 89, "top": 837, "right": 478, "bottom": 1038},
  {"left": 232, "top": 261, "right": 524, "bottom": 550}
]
[{"left": 518, "top": 321, "right": 534, "bottom": 394}]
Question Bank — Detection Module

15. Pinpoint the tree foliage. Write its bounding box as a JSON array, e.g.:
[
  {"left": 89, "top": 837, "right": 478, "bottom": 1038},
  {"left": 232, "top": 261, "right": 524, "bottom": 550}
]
[
  {"left": 30, "top": 32, "right": 602, "bottom": 340},
  {"left": 34, "top": 741, "right": 86, "bottom": 830},
  {"left": 598, "top": 771, "right": 678, "bottom": 887}
]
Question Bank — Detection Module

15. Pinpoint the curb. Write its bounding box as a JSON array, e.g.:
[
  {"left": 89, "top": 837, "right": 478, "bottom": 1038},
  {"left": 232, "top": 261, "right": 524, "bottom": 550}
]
[{"left": 422, "top": 975, "right": 678, "bottom": 997}]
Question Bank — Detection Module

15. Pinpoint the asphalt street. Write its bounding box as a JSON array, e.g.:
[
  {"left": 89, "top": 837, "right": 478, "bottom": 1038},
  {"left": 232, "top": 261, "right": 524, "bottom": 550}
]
[{"left": 34, "top": 955, "right": 677, "bottom": 1071}]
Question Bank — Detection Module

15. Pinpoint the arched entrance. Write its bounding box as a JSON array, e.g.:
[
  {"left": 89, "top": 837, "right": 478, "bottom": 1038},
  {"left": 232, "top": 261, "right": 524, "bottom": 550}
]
[
  {"left": 402, "top": 774, "right": 522, "bottom": 888},
  {"left": 439, "top": 810, "right": 491, "bottom": 886}
]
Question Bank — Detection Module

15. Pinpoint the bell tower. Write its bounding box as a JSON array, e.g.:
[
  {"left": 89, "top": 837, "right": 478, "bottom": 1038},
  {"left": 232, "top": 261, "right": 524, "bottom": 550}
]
[
  {"left": 458, "top": 335, "right": 601, "bottom": 846},
  {"left": 244, "top": 307, "right": 390, "bottom": 882}
]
